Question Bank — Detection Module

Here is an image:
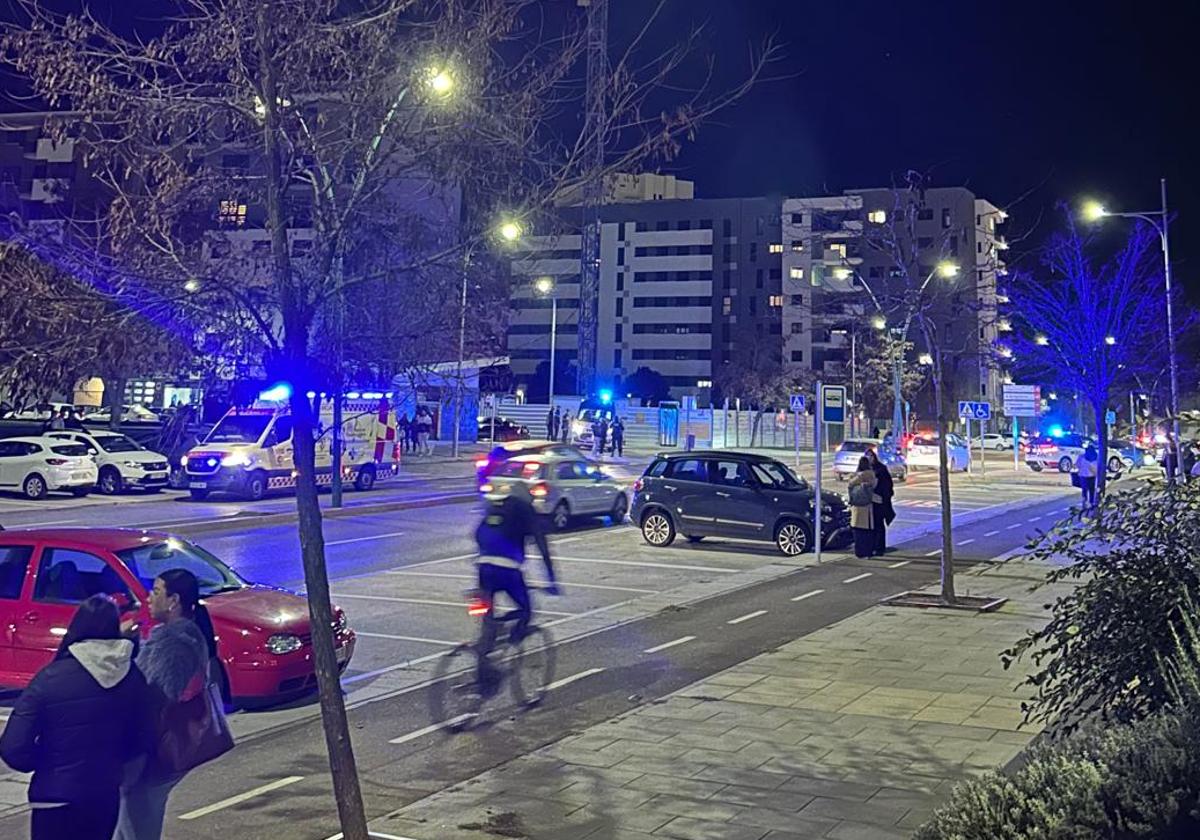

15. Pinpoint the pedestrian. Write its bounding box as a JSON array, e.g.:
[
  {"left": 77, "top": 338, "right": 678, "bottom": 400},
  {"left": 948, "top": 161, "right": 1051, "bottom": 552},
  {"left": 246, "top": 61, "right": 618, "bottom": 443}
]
[
  {"left": 65, "top": 407, "right": 86, "bottom": 430},
  {"left": 116, "top": 569, "right": 229, "bottom": 840},
  {"left": 1183, "top": 443, "right": 1198, "bottom": 482},
  {"left": 44, "top": 406, "right": 66, "bottom": 432},
  {"left": 1077, "top": 443, "right": 1098, "bottom": 507},
  {"left": 407, "top": 412, "right": 419, "bottom": 454},
  {"left": 415, "top": 407, "right": 433, "bottom": 455},
  {"left": 846, "top": 455, "right": 879, "bottom": 559},
  {"left": 611, "top": 416, "right": 625, "bottom": 458},
  {"left": 867, "top": 449, "right": 895, "bottom": 556},
  {"left": 546, "top": 407, "right": 557, "bottom": 440},
  {"left": 397, "top": 413, "right": 411, "bottom": 453},
  {"left": 590, "top": 418, "right": 602, "bottom": 458},
  {"left": 598, "top": 418, "right": 610, "bottom": 457},
  {"left": 1, "top": 595, "right": 151, "bottom": 840},
  {"left": 560, "top": 412, "right": 572, "bottom": 445}
]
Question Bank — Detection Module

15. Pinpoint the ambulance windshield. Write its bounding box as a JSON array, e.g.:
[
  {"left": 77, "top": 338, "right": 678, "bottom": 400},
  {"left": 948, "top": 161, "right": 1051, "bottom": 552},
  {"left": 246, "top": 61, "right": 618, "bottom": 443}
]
[{"left": 205, "top": 413, "right": 272, "bottom": 444}]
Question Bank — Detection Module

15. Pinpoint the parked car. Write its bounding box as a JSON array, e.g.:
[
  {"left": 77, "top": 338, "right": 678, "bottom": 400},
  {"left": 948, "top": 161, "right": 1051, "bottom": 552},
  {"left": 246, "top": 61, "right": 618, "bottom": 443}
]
[
  {"left": 1105, "top": 439, "right": 1153, "bottom": 473},
  {"left": 0, "top": 437, "right": 97, "bottom": 500},
  {"left": 0, "top": 529, "right": 355, "bottom": 703},
  {"left": 476, "top": 417, "right": 530, "bottom": 443},
  {"left": 84, "top": 403, "right": 160, "bottom": 424},
  {"left": 907, "top": 434, "right": 970, "bottom": 471},
  {"left": 1025, "top": 433, "right": 1089, "bottom": 473},
  {"left": 45, "top": 430, "right": 171, "bottom": 495},
  {"left": 832, "top": 438, "right": 908, "bottom": 482},
  {"left": 980, "top": 433, "right": 1013, "bottom": 451},
  {"left": 570, "top": 406, "right": 618, "bottom": 448},
  {"left": 631, "top": 452, "right": 850, "bottom": 556},
  {"left": 1, "top": 402, "right": 77, "bottom": 422},
  {"left": 482, "top": 452, "right": 628, "bottom": 530},
  {"left": 475, "top": 440, "right": 576, "bottom": 485}
]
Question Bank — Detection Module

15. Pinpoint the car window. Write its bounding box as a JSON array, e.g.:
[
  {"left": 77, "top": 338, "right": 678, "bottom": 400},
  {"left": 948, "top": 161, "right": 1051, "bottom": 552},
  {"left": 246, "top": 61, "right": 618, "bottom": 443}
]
[
  {"left": 839, "top": 441, "right": 872, "bottom": 453},
  {"left": 0, "top": 441, "right": 22, "bottom": 457},
  {"left": 645, "top": 459, "right": 669, "bottom": 477},
  {"left": 271, "top": 417, "right": 294, "bottom": 445},
  {"left": 95, "top": 434, "right": 141, "bottom": 453},
  {"left": 709, "top": 460, "right": 751, "bottom": 487},
  {"left": 496, "top": 460, "right": 543, "bottom": 479},
  {"left": 33, "top": 548, "right": 133, "bottom": 605},
  {"left": 115, "top": 539, "right": 243, "bottom": 596},
  {"left": 911, "top": 437, "right": 936, "bottom": 447},
  {"left": 50, "top": 443, "right": 89, "bottom": 457},
  {"left": 0, "top": 545, "right": 34, "bottom": 599},
  {"left": 751, "top": 461, "right": 805, "bottom": 489},
  {"left": 555, "top": 461, "right": 583, "bottom": 480},
  {"left": 666, "top": 458, "right": 708, "bottom": 482}
]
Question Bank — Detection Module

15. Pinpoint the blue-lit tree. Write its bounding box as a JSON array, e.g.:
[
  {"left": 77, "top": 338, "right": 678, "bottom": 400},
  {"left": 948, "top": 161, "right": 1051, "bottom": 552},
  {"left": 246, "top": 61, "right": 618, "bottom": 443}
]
[{"left": 1007, "top": 209, "right": 1169, "bottom": 496}]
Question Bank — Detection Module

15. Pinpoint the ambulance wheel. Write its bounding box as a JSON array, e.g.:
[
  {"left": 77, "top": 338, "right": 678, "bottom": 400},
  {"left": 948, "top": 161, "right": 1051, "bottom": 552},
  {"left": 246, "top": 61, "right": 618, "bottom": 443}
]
[
  {"left": 244, "top": 471, "right": 267, "bottom": 501},
  {"left": 354, "top": 467, "right": 376, "bottom": 492}
]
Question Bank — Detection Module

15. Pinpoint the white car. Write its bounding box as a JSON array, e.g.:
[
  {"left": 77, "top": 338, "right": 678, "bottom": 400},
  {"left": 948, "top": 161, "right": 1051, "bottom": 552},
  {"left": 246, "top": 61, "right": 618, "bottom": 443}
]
[
  {"left": 1025, "top": 433, "right": 1089, "bottom": 473},
  {"left": 482, "top": 452, "right": 628, "bottom": 530},
  {"left": 832, "top": 438, "right": 908, "bottom": 482},
  {"left": 907, "top": 434, "right": 970, "bottom": 471},
  {"left": 46, "top": 430, "right": 170, "bottom": 494},
  {"left": 3, "top": 402, "right": 76, "bottom": 421},
  {"left": 85, "top": 404, "right": 160, "bottom": 424},
  {"left": 0, "top": 436, "right": 98, "bottom": 499},
  {"left": 980, "top": 433, "right": 1013, "bottom": 451}
]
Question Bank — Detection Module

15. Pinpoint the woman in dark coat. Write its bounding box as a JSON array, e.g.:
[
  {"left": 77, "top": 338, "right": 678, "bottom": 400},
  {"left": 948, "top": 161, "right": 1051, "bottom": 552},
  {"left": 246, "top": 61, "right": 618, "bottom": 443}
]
[
  {"left": 847, "top": 456, "right": 878, "bottom": 558},
  {"left": 868, "top": 449, "right": 896, "bottom": 555},
  {"left": 0, "top": 595, "right": 151, "bottom": 840}
]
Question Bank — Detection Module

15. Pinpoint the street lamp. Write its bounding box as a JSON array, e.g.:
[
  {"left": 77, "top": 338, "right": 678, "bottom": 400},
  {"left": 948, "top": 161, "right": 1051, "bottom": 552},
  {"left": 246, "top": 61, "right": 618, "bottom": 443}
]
[
  {"left": 1082, "top": 179, "right": 1182, "bottom": 480},
  {"left": 871, "top": 315, "right": 887, "bottom": 330},
  {"left": 534, "top": 276, "right": 558, "bottom": 411},
  {"left": 426, "top": 67, "right": 455, "bottom": 96},
  {"left": 498, "top": 219, "right": 524, "bottom": 243},
  {"left": 1105, "top": 335, "right": 1116, "bottom": 346}
]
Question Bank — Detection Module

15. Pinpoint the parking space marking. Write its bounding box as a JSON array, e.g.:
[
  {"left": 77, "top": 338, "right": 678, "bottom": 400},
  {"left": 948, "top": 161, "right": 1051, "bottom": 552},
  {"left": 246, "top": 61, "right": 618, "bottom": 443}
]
[
  {"left": 179, "top": 776, "right": 304, "bottom": 820},
  {"left": 327, "top": 530, "right": 406, "bottom": 546},
  {"left": 386, "top": 569, "right": 656, "bottom": 594},
  {"left": 1006, "top": 523, "right": 1022, "bottom": 529},
  {"left": 1029, "top": 516, "right": 1043, "bottom": 522},
  {"left": 888, "top": 560, "right": 911, "bottom": 569},
  {"left": 727, "top": 609, "right": 767, "bottom": 625},
  {"left": 956, "top": 538, "right": 976, "bottom": 546},
  {"left": 842, "top": 573, "right": 873, "bottom": 584},
  {"left": 924, "top": 549, "right": 941, "bottom": 557},
  {"left": 355, "top": 632, "right": 459, "bottom": 646},
  {"left": 983, "top": 530, "right": 999, "bottom": 537},
  {"left": 549, "top": 555, "right": 738, "bottom": 574},
  {"left": 791, "top": 589, "right": 824, "bottom": 602},
  {"left": 643, "top": 636, "right": 696, "bottom": 654},
  {"left": 389, "top": 719, "right": 467, "bottom": 745},
  {"left": 546, "top": 667, "right": 605, "bottom": 691},
  {"left": 330, "top": 592, "right": 574, "bottom": 616}
]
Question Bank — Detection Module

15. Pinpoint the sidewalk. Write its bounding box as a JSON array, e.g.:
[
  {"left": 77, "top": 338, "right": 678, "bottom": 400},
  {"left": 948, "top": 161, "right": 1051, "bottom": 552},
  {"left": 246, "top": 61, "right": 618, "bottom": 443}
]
[{"left": 369, "top": 556, "right": 1072, "bottom": 840}]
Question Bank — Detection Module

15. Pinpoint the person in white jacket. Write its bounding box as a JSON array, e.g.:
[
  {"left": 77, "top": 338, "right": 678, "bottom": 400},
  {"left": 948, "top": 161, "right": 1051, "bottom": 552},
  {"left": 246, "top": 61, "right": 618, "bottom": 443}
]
[{"left": 1077, "top": 444, "right": 1098, "bottom": 507}]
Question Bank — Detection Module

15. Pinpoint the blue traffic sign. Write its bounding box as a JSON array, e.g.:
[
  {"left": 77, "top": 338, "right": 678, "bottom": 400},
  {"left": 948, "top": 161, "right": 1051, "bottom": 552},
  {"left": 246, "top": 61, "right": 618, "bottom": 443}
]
[
  {"left": 790, "top": 394, "right": 806, "bottom": 412},
  {"left": 958, "top": 401, "right": 991, "bottom": 420},
  {"left": 821, "top": 385, "right": 846, "bottom": 424}
]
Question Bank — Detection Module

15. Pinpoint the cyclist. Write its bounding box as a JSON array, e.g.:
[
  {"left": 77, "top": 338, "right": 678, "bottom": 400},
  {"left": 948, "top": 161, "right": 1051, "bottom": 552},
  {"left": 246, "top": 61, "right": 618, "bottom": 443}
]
[{"left": 473, "top": 482, "right": 560, "bottom": 670}]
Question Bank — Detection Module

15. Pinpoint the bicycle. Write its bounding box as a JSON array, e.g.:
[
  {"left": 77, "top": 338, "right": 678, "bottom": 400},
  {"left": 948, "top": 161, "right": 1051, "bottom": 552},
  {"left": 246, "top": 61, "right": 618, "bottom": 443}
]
[{"left": 429, "top": 585, "right": 557, "bottom": 732}]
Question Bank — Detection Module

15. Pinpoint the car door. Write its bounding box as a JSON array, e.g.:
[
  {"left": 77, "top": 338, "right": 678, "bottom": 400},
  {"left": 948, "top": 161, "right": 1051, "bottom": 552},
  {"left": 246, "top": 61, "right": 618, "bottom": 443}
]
[
  {"left": 0, "top": 542, "right": 36, "bottom": 677},
  {"left": 11, "top": 545, "right": 137, "bottom": 674},
  {"left": 553, "top": 460, "right": 593, "bottom": 513},
  {"left": 701, "top": 459, "right": 768, "bottom": 538},
  {"left": 656, "top": 458, "right": 712, "bottom": 533},
  {"left": 0, "top": 440, "right": 21, "bottom": 487}
]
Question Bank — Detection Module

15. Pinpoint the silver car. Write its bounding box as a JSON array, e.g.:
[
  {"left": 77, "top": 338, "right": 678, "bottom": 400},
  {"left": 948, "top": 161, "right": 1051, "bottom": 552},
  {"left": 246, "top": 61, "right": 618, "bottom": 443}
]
[
  {"left": 832, "top": 438, "right": 908, "bottom": 482},
  {"left": 482, "top": 452, "right": 629, "bottom": 530}
]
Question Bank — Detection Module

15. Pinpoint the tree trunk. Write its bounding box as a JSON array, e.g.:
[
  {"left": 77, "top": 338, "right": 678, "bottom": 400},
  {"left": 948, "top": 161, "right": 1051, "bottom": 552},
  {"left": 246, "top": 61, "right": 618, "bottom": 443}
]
[
  {"left": 1094, "top": 400, "right": 1108, "bottom": 498},
  {"left": 106, "top": 375, "right": 125, "bottom": 431}
]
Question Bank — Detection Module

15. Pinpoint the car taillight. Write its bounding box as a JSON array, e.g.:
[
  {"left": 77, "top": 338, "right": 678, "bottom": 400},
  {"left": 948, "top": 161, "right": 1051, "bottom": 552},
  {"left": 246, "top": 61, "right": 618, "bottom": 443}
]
[
  {"left": 475, "top": 458, "right": 489, "bottom": 469},
  {"left": 45, "top": 458, "right": 68, "bottom": 465},
  {"left": 530, "top": 482, "right": 550, "bottom": 498},
  {"left": 633, "top": 478, "right": 644, "bottom": 493}
]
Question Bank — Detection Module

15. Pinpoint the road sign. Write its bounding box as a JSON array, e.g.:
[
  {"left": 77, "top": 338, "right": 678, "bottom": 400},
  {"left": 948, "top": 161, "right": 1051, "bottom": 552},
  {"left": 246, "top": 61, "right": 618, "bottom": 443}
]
[
  {"left": 1105, "top": 409, "right": 1116, "bottom": 426},
  {"left": 790, "top": 394, "right": 806, "bottom": 413},
  {"left": 820, "top": 385, "right": 846, "bottom": 424},
  {"left": 1002, "top": 384, "right": 1041, "bottom": 417},
  {"left": 958, "top": 400, "right": 991, "bottom": 420}
]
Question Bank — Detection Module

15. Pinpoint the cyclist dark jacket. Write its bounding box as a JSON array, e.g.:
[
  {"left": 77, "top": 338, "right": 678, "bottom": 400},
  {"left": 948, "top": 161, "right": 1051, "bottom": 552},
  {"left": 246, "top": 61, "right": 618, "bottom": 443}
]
[{"left": 475, "top": 495, "right": 553, "bottom": 572}]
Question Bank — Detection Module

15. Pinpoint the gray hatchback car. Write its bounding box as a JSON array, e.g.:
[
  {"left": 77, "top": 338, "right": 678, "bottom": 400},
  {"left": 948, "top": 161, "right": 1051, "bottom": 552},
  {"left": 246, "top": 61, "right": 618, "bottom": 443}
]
[{"left": 631, "top": 452, "right": 851, "bottom": 555}]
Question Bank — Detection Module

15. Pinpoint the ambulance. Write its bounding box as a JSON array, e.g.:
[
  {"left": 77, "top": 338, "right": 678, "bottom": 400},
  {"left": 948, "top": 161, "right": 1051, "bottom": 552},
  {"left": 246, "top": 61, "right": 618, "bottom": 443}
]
[{"left": 182, "top": 387, "right": 401, "bottom": 501}]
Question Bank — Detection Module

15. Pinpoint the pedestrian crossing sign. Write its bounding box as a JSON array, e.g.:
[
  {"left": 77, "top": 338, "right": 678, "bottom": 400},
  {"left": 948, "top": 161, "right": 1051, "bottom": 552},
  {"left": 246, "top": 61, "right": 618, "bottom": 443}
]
[
  {"left": 958, "top": 401, "right": 991, "bottom": 420},
  {"left": 790, "top": 394, "right": 806, "bottom": 412}
]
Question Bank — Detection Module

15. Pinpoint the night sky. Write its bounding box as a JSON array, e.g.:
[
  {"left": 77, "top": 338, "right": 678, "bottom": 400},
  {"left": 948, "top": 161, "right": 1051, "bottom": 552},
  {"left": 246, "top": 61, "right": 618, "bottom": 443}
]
[{"left": 5, "top": 0, "right": 1195, "bottom": 298}]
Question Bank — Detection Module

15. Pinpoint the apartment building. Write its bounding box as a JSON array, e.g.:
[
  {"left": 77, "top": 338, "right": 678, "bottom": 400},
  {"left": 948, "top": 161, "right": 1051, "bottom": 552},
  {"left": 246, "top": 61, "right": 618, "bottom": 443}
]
[{"left": 507, "top": 196, "right": 782, "bottom": 397}]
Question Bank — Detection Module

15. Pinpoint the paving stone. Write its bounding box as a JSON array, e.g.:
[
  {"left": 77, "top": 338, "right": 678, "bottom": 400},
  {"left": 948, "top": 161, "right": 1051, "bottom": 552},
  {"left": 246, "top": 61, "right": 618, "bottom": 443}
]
[
  {"left": 776, "top": 776, "right": 880, "bottom": 802},
  {"left": 822, "top": 820, "right": 911, "bottom": 839},
  {"left": 627, "top": 773, "right": 728, "bottom": 800},
  {"left": 799, "top": 795, "right": 911, "bottom": 826},
  {"left": 710, "top": 784, "right": 816, "bottom": 812},
  {"left": 692, "top": 765, "right": 790, "bottom": 791},
  {"left": 645, "top": 794, "right": 747, "bottom": 823},
  {"left": 653, "top": 816, "right": 771, "bottom": 840}
]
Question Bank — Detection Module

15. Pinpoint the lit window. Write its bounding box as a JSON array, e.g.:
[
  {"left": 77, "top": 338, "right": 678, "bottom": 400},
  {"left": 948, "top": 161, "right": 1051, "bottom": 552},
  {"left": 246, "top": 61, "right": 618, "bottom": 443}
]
[
  {"left": 768, "top": 243, "right": 783, "bottom": 254},
  {"left": 868, "top": 210, "right": 887, "bottom": 224},
  {"left": 829, "top": 243, "right": 847, "bottom": 258},
  {"left": 722, "top": 296, "right": 732, "bottom": 316},
  {"left": 790, "top": 240, "right": 804, "bottom": 252},
  {"left": 789, "top": 267, "right": 804, "bottom": 280},
  {"left": 769, "top": 295, "right": 783, "bottom": 307},
  {"left": 218, "top": 200, "right": 247, "bottom": 227},
  {"left": 697, "top": 379, "right": 713, "bottom": 388}
]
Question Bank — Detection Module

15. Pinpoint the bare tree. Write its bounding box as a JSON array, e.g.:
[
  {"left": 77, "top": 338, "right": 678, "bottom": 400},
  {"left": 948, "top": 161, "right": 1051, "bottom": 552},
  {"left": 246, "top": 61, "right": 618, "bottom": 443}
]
[{"left": 2, "top": 2, "right": 777, "bottom": 837}]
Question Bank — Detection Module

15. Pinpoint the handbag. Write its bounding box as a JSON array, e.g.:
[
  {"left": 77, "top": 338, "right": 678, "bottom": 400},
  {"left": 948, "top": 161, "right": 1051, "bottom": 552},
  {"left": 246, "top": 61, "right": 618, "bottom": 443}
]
[
  {"left": 1070, "top": 472, "right": 1081, "bottom": 488},
  {"left": 155, "top": 674, "right": 234, "bottom": 774},
  {"left": 848, "top": 482, "right": 873, "bottom": 507}
]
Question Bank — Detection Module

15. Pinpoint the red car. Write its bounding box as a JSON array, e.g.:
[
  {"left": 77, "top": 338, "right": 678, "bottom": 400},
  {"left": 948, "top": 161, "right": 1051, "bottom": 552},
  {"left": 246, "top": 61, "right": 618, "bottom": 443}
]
[{"left": 0, "top": 529, "right": 355, "bottom": 703}]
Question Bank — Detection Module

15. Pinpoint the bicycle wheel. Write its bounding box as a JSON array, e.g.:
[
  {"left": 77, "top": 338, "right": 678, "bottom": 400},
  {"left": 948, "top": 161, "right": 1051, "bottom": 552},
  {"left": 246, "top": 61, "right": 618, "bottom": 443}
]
[
  {"left": 509, "top": 626, "right": 556, "bottom": 708},
  {"left": 430, "top": 643, "right": 485, "bottom": 731}
]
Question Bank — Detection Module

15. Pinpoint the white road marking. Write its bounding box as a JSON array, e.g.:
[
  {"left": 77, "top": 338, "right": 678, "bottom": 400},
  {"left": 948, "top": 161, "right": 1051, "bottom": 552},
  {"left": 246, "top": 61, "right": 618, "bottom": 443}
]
[
  {"left": 643, "top": 636, "right": 696, "bottom": 654},
  {"left": 323, "top": 832, "right": 418, "bottom": 840},
  {"left": 1029, "top": 516, "right": 1043, "bottom": 522},
  {"left": 385, "top": 569, "right": 656, "bottom": 594},
  {"left": 389, "top": 717, "right": 469, "bottom": 745},
  {"left": 842, "top": 573, "right": 873, "bottom": 584},
  {"left": 727, "top": 609, "right": 767, "bottom": 625},
  {"left": 983, "top": 530, "right": 999, "bottom": 537},
  {"left": 354, "top": 632, "right": 459, "bottom": 646},
  {"left": 327, "top": 530, "right": 406, "bottom": 546},
  {"left": 924, "top": 549, "right": 941, "bottom": 557},
  {"left": 888, "top": 560, "right": 911, "bottom": 569},
  {"left": 329, "top": 592, "right": 573, "bottom": 616},
  {"left": 342, "top": 650, "right": 448, "bottom": 685},
  {"left": 957, "top": 538, "right": 976, "bottom": 546},
  {"left": 555, "top": 536, "right": 583, "bottom": 544},
  {"left": 178, "top": 776, "right": 304, "bottom": 820},
  {"left": 546, "top": 667, "right": 605, "bottom": 691},
  {"left": 4, "top": 518, "right": 80, "bottom": 526},
  {"left": 549, "top": 555, "right": 738, "bottom": 574},
  {"left": 791, "top": 589, "right": 825, "bottom": 602},
  {"left": 1007, "top": 523, "right": 1022, "bottom": 530}
]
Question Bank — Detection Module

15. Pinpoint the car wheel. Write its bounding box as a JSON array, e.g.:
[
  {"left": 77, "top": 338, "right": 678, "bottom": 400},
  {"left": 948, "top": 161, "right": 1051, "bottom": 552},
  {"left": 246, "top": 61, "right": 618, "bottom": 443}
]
[
  {"left": 245, "top": 471, "right": 268, "bottom": 501},
  {"left": 1029, "top": 462, "right": 1043, "bottom": 472},
  {"left": 1107, "top": 456, "right": 1123, "bottom": 473},
  {"left": 641, "top": 509, "right": 676, "bottom": 547},
  {"left": 897, "top": 468, "right": 908, "bottom": 483},
  {"left": 551, "top": 500, "right": 570, "bottom": 530},
  {"left": 71, "top": 487, "right": 91, "bottom": 497},
  {"left": 776, "top": 520, "right": 812, "bottom": 556},
  {"left": 98, "top": 467, "right": 123, "bottom": 495},
  {"left": 1057, "top": 456, "right": 1073, "bottom": 473},
  {"left": 22, "top": 474, "right": 48, "bottom": 500},
  {"left": 609, "top": 493, "right": 628, "bottom": 523},
  {"left": 189, "top": 488, "right": 210, "bottom": 501},
  {"left": 354, "top": 467, "right": 376, "bottom": 492}
]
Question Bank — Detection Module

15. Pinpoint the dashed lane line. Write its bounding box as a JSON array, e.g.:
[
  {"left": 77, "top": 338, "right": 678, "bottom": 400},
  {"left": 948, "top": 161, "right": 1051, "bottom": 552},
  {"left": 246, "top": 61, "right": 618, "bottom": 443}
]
[
  {"left": 1007, "top": 523, "right": 1022, "bottom": 529},
  {"left": 791, "top": 589, "right": 825, "bottom": 602},
  {"left": 389, "top": 718, "right": 469, "bottom": 745},
  {"left": 643, "top": 636, "right": 696, "bottom": 654},
  {"left": 842, "top": 573, "right": 873, "bottom": 584},
  {"left": 549, "top": 555, "right": 739, "bottom": 574},
  {"left": 727, "top": 609, "right": 767, "bottom": 625},
  {"left": 888, "top": 560, "right": 912, "bottom": 569},
  {"left": 957, "top": 538, "right": 976, "bottom": 546},
  {"left": 983, "top": 530, "right": 1000, "bottom": 537},
  {"left": 179, "top": 776, "right": 305, "bottom": 821},
  {"left": 385, "top": 569, "right": 656, "bottom": 594},
  {"left": 327, "top": 530, "right": 406, "bottom": 546},
  {"left": 545, "top": 667, "right": 605, "bottom": 691},
  {"left": 924, "top": 549, "right": 941, "bottom": 557},
  {"left": 329, "top": 592, "right": 574, "bottom": 616}
]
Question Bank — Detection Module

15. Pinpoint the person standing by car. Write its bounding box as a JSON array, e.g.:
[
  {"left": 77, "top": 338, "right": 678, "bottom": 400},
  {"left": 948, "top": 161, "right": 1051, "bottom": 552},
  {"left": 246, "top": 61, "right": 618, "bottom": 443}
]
[
  {"left": 1077, "top": 443, "right": 1098, "bottom": 508},
  {"left": 611, "top": 416, "right": 625, "bottom": 457},
  {"left": 551, "top": 407, "right": 561, "bottom": 441},
  {"left": 1, "top": 595, "right": 151, "bottom": 840},
  {"left": 546, "top": 407, "right": 556, "bottom": 440},
  {"left": 397, "top": 413, "right": 411, "bottom": 454},
  {"left": 560, "top": 412, "right": 572, "bottom": 444},
  {"left": 847, "top": 456, "right": 878, "bottom": 558},
  {"left": 117, "top": 568, "right": 227, "bottom": 840},
  {"left": 867, "top": 449, "right": 895, "bottom": 556},
  {"left": 415, "top": 407, "right": 434, "bottom": 455}
]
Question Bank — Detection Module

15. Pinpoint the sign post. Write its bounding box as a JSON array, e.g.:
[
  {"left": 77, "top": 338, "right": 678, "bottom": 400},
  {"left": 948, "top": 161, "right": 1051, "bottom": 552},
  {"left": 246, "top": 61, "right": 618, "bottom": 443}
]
[
  {"left": 790, "top": 394, "right": 806, "bottom": 470},
  {"left": 814, "top": 382, "right": 823, "bottom": 564},
  {"left": 1003, "top": 385, "right": 1041, "bottom": 472},
  {"left": 957, "top": 401, "right": 992, "bottom": 475}
]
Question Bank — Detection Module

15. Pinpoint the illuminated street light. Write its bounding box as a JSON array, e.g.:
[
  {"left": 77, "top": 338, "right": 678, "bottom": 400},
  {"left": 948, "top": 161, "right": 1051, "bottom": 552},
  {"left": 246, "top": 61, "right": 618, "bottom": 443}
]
[
  {"left": 534, "top": 276, "right": 554, "bottom": 295},
  {"left": 184, "top": 279, "right": 199, "bottom": 293},
  {"left": 1081, "top": 200, "right": 1108, "bottom": 222},
  {"left": 1035, "top": 334, "right": 1049, "bottom": 346},
  {"left": 497, "top": 219, "right": 524, "bottom": 242},
  {"left": 937, "top": 260, "right": 959, "bottom": 279},
  {"left": 918, "top": 353, "right": 933, "bottom": 366},
  {"left": 1105, "top": 335, "right": 1116, "bottom": 345},
  {"left": 871, "top": 315, "right": 886, "bottom": 330},
  {"left": 833, "top": 267, "right": 852, "bottom": 281},
  {"left": 1049, "top": 392, "right": 1058, "bottom": 400},
  {"left": 533, "top": 277, "right": 559, "bottom": 410},
  {"left": 426, "top": 66, "right": 455, "bottom": 96}
]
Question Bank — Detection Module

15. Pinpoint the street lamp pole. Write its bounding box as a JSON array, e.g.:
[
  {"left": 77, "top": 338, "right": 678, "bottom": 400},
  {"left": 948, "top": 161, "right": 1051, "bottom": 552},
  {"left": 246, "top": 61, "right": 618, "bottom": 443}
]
[
  {"left": 535, "top": 276, "right": 558, "bottom": 410},
  {"left": 452, "top": 247, "right": 471, "bottom": 459}
]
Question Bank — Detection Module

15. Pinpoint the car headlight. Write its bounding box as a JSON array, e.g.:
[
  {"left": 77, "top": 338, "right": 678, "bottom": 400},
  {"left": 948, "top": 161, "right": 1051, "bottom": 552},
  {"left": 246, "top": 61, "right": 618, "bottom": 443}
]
[
  {"left": 180, "top": 454, "right": 189, "bottom": 466},
  {"left": 221, "top": 452, "right": 251, "bottom": 467},
  {"left": 266, "top": 633, "right": 303, "bottom": 655},
  {"left": 123, "top": 460, "right": 142, "bottom": 468}
]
